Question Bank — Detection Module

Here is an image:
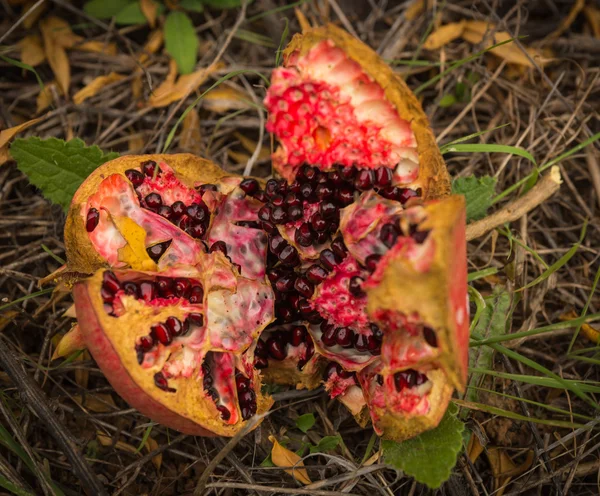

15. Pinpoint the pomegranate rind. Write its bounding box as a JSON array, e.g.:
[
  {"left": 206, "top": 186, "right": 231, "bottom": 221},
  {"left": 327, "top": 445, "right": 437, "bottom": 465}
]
[
  {"left": 277, "top": 24, "right": 450, "bottom": 199},
  {"left": 73, "top": 269, "right": 273, "bottom": 437},
  {"left": 365, "top": 195, "right": 468, "bottom": 391},
  {"left": 65, "top": 154, "right": 231, "bottom": 275}
]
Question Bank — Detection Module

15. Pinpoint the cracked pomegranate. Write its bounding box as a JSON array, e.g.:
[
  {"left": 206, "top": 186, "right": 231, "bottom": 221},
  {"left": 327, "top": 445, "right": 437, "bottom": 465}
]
[{"left": 61, "top": 25, "right": 468, "bottom": 441}]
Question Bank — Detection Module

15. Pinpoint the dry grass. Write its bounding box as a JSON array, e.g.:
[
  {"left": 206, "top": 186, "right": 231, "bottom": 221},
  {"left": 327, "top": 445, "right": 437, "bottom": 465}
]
[{"left": 0, "top": 1, "right": 599, "bottom": 495}]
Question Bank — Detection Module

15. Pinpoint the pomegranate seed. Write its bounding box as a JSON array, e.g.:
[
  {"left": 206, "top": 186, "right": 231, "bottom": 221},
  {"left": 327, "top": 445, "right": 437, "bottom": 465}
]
[
  {"left": 288, "top": 180, "right": 301, "bottom": 193},
  {"left": 208, "top": 388, "right": 219, "bottom": 401},
  {"left": 154, "top": 372, "right": 174, "bottom": 392},
  {"left": 366, "top": 334, "right": 381, "bottom": 353},
  {"left": 323, "top": 362, "right": 338, "bottom": 380},
  {"left": 146, "top": 240, "right": 171, "bottom": 262},
  {"left": 365, "top": 254, "right": 381, "bottom": 272},
  {"left": 187, "top": 313, "right": 204, "bottom": 328},
  {"left": 295, "top": 223, "right": 314, "bottom": 247},
  {"left": 349, "top": 276, "right": 365, "bottom": 297},
  {"left": 189, "top": 285, "right": 204, "bottom": 304},
  {"left": 298, "top": 165, "right": 316, "bottom": 181},
  {"left": 241, "top": 405, "right": 255, "bottom": 420},
  {"left": 381, "top": 222, "right": 400, "bottom": 248},
  {"left": 379, "top": 186, "right": 401, "bottom": 201},
  {"left": 377, "top": 375, "right": 384, "bottom": 386},
  {"left": 165, "top": 316, "right": 183, "bottom": 336},
  {"left": 254, "top": 191, "right": 268, "bottom": 202},
  {"left": 156, "top": 277, "right": 173, "bottom": 296},
  {"left": 299, "top": 182, "right": 314, "bottom": 201},
  {"left": 265, "top": 179, "right": 279, "bottom": 197},
  {"left": 338, "top": 368, "right": 353, "bottom": 379},
  {"left": 375, "top": 167, "right": 393, "bottom": 187},
  {"left": 171, "top": 201, "right": 186, "bottom": 218},
  {"left": 354, "top": 169, "right": 374, "bottom": 190},
  {"left": 187, "top": 222, "right": 206, "bottom": 239},
  {"left": 279, "top": 245, "right": 300, "bottom": 266},
  {"left": 416, "top": 372, "right": 427, "bottom": 385},
  {"left": 255, "top": 339, "right": 269, "bottom": 358},
  {"left": 336, "top": 187, "right": 354, "bottom": 205},
  {"left": 297, "top": 298, "right": 313, "bottom": 317},
  {"left": 354, "top": 334, "right": 369, "bottom": 352},
  {"left": 261, "top": 221, "right": 276, "bottom": 233},
  {"left": 254, "top": 356, "right": 268, "bottom": 369},
  {"left": 321, "top": 324, "right": 337, "bottom": 347},
  {"left": 157, "top": 205, "right": 173, "bottom": 220},
  {"left": 239, "top": 178, "right": 259, "bottom": 196},
  {"left": 217, "top": 405, "right": 231, "bottom": 420},
  {"left": 288, "top": 205, "right": 303, "bottom": 221},
  {"left": 236, "top": 374, "right": 250, "bottom": 392},
  {"left": 336, "top": 327, "right": 354, "bottom": 347},
  {"left": 239, "top": 390, "right": 255, "bottom": 405},
  {"left": 125, "top": 169, "right": 144, "bottom": 187},
  {"left": 306, "top": 264, "right": 329, "bottom": 283},
  {"left": 315, "top": 183, "right": 333, "bottom": 199},
  {"left": 145, "top": 192, "right": 162, "bottom": 209},
  {"left": 423, "top": 327, "right": 438, "bottom": 347},
  {"left": 291, "top": 326, "right": 306, "bottom": 346},
  {"left": 102, "top": 271, "right": 121, "bottom": 293},
  {"left": 267, "top": 267, "right": 286, "bottom": 284},
  {"left": 330, "top": 236, "right": 347, "bottom": 258},
  {"left": 339, "top": 166, "right": 357, "bottom": 180},
  {"left": 294, "top": 277, "right": 314, "bottom": 298},
  {"left": 399, "top": 188, "right": 419, "bottom": 204},
  {"left": 269, "top": 235, "right": 287, "bottom": 255},
  {"left": 271, "top": 194, "right": 284, "bottom": 207},
  {"left": 123, "top": 282, "right": 140, "bottom": 298},
  {"left": 187, "top": 203, "right": 207, "bottom": 222},
  {"left": 305, "top": 311, "right": 323, "bottom": 325},
  {"left": 285, "top": 192, "right": 301, "bottom": 207},
  {"left": 142, "top": 160, "right": 158, "bottom": 177},
  {"left": 310, "top": 212, "right": 328, "bottom": 232},
  {"left": 275, "top": 273, "right": 296, "bottom": 292},
  {"left": 271, "top": 206, "right": 288, "bottom": 224},
  {"left": 320, "top": 249, "right": 341, "bottom": 270},
  {"left": 267, "top": 337, "right": 287, "bottom": 360},
  {"left": 198, "top": 184, "right": 218, "bottom": 194},
  {"left": 210, "top": 241, "right": 228, "bottom": 255},
  {"left": 412, "top": 229, "right": 430, "bottom": 244},
  {"left": 304, "top": 338, "right": 315, "bottom": 360},
  {"left": 319, "top": 201, "right": 337, "bottom": 219},
  {"left": 86, "top": 208, "right": 100, "bottom": 232},
  {"left": 151, "top": 323, "right": 172, "bottom": 345},
  {"left": 101, "top": 286, "right": 115, "bottom": 302},
  {"left": 139, "top": 281, "right": 155, "bottom": 301},
  {"left": 138, "top": 335, "right": 155, "bottom": 351}
]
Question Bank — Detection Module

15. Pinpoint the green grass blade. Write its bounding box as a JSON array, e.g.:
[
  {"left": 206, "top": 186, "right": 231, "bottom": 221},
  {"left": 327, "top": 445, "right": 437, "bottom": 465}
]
[
  {"left": 0, "top": 288, "right": 54, "bottom": 312},
  {"left": 442, "top": 143, "right": 536, "bottom": 165},
  {"left": 275, "top": 18, "right": 289, "bottom": 67},
  {"left": 0, "top": 54, "right": 45, "bottom": 93},
  {"left": 0, "top": 475, "right": 35, "bottom": 496},
  {"left": 440, "top": 123, "right": 510, "bottom": 150},
  {"left": 41, "top": 244, "right": 66, "bottom": 265},
  {"left": 234, "top": 29, "right": 276, "bottom": 48},
  {"left": 468, "top": 267, "right": 498, "bottom": 282},
  {"left": 567, "top": 257, "right": 600, "bottom": 354},
  {"left": 498, "top": 227, "right": 549, "bottom": 269}
]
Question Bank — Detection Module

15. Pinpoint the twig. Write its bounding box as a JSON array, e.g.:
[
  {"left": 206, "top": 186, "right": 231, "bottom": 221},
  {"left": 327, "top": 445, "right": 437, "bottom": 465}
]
[
  {"left": 586, "top": 147, "right": 600, "bottom": 210},
  {"left": 0, "top": 338, "right": 108, "bottom": 496},
  {"left": 205, "top": 481, "right": 360, "bottom": 495},
  {"left": 466, "top": 166, "right": 562, "bottom": 241}
]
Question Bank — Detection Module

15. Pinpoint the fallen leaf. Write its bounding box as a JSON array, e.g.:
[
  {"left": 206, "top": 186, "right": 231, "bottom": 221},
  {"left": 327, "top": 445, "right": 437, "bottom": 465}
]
[
  {"left": 36, "top": 81, "right": 59, "bottom": 113},
  {"left": 23, "top": 0, "right": 47, "bottom": 29},
  {"left": 75, "top": 40, "right": 118, "bottom": 56},
  {"left": 19, "top": 34, "right": 45, "bottom": 67},
  {"left": 73, "top": 72, "right": 126, "bottom": 105},
  {"left": 0, "top": 116, "right": 44, "bottom": 154},
  {"left": 132, "top": 75, "right": 144, "bottom": 99},
  {"left": 234, "top": 132, "right": 270, "bottom": 161},
  {"left": 423, "top": 20, "right": 466, "bottom": 50},
  {"left": 547, "top": 0, "right": 585, "bottom": 40},
  {"left": 128, "top": 134, "right": 145, "bottom": 152},
  {"left": 560, "top": 311, "right": 600, "bottom": 343},
  {"left": 63, "top": 304, "right": 77, "bottom": 318},
  {"left": 202, "top": 86, "right": 251, "bottom": 112},
  {"left": 405, "top": 0, "right": 425, "bottom": 21},
  {"left": 72, "top": 393, "right": 117, "bottom": 413},
  {"left": 147, "top": 62, "right": 223, "bottom": 108},
  {"left": 97, "top": 432, "right": 138, "bottom": 454},
  {"left": 40, "top": 16, "right": 83, "bottom": 48},
  {"left": 40, "top": 18, "right": 71, "bottom": 94},
  {"left": 139, "top": 29, "right": 164, "bottom": 65},
  {"left": 466, "top": 433, "right": 485, "bottom": 463},
  {"left": 0, "top": 147, "right": 10, "bottom": 167},
  {"left": 140, "top": 0, "right": 158, "bottom": 28},
  {"left": 0, "top": 310, "right": 19, "bottom": 333},
  {"left": 227, "top": 150, "right": 250, "bottom": 164},
  {"left": 147, "top": 59, "right": 178, "bottom": 103},
  {"left": 145, "top": 436, "right": 162, "bottom": 470},
  {"left": 180, "top": 109, "right": 203, "bottom": 154},
  {"left": 584, "top": 5, "right": 600, "bottom": 38},
  {"left": 112, "top": 216, "right": 158, "bottom": 271},
  {"left": 52, "top": 324, "right": 86, "bottom": 360},
  {"left": 269, "top": 435, "right": 311, "bottom": 485},
  {"left": 75, "top": 350, "right": 89, "bottom": 388},
  {"left": 487, "top": 447, "right": 534, "bottom": 496}
]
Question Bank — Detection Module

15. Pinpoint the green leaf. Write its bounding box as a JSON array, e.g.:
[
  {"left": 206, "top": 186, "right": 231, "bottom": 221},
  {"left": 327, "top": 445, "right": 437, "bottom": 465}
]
[
  {"left": 84, "top": 0, "right": 134, "bottom": 19},
  {"left": 295, "top": 413, "right": 315, "bottom": 433},
  {"left": 180, "top": 0, "right": 205, "bottom": 12},
  {"left": 451, "top": 175, "right": 497, "bottom": 222},
  {"left": 309, "top": 435, "right": 341, "bottom": 454},
  {"left": 10, "top": 137, "right": 119, "bottom": 212},
  {"left": 114, "top": 2, "right": 148, "bottom": 25},
  {"left": 438, "top": 94, "right": 456, "bottom": 108},
  {"left": 0, "top": 474, "right": 35, "bottom": 496},
  {"left": 443, "top": 143, "right": 536, "bottom": 166},
  {"left": 382, "top": 403, "right": 465, "bottom": 489},
  {"left": 164, "top": 12, "right": 199, "bottom": 74}
]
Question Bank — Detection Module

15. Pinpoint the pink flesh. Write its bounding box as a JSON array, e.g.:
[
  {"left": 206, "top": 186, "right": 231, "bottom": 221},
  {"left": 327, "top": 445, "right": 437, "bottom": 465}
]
[
  {"left": 136, "top": 162, "right": 203, "bottom": 206},
  {"left": 265, "top": 40, "right": 417, "bottom": 181},
  {"left": 378, "top": 316, "right": 437, "bottom": 370},
  {"left": 309, "top": 323, "right": 378, "bottom": 371},
  {"left": 209, "top": 352, "right": 240, "bottom": 425},
  {"left": 324, "top": 370, "right": 358, "bottom": 399}
]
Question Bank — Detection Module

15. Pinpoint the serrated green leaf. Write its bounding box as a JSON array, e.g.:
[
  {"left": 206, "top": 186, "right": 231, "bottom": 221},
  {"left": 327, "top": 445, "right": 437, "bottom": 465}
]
[
  {"left": 295, "top": 413, "right": 315, "bottom": 433},
  {"left": 164, "top": 12, "right": 199, "bottom": 74},
  {"left": 114, "top": 2, "right": 147, "bottom": 25},
  {"left": 180, "top": 0, "right": 205, "bottom": 12},
  {"left": 452, "top": 175, "right": 497, "bottom": 222},
  {"left": 309, "top": 435, "right": 340, "bottom": 454},
  {"left": 438, "top": 94, "right": 456, "bottom": 107},
  {"left": 84, "top": 0, "right": 135, "bottom": 19},
  {"left": 10, "top": 137, "right": 118, "bottom": 212},
  {"left": 382, "top": 403, "right": 465, "bottom": 489}
]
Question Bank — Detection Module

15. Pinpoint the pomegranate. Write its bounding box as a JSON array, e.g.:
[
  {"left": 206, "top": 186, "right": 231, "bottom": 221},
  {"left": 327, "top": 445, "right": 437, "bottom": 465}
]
[{"left": 60, "top": 25, "right": 468, "bottom": 441}]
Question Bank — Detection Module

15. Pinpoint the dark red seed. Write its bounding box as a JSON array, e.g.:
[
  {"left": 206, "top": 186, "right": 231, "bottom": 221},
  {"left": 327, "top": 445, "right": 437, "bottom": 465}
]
[
  {"left": 254, "top": 356, "right": 268, "bottom": 369},
  {"left": 380, "top": 222, "right": 400, "bottom": 248},
  {"left": 375, "top": 167, "right": 393, "bottom": 187},
  {"left": 365, "top": 254, "right": 381, "bottom": 272},
  {"left": 377, "top": 375, "right": 384, "bottom": 386},
  {"left": 287, "top": 293, "right": 300, "bottom": 311},
  {"left": 330, "top": 236, "right": 347, "bottom": 258},
  {"left": 236, "top": 374, "right": 250, "bottom": 392},
  {"left": 328, "top": 170, "right": 343, "bottom": 185},
  {"left": 336, "top": 327, "right": 354, "bottom": 347},
  {"left": 295, "top": 223, "right": 314, "bottom": 247},
  {"left": 171, "top": 201, "right": 186, "bottom": 218},
  {"left": 285, "top": 192, "right": 301, "bottom": 207},
  {"left": 203, "top": 371, "right": 214, "bottom": 388},
  {"left": 320, "top": 249, "right": 341, "bottom": 270},
  {"left": 254, "top": 191, "right": 268, "bottom": 203},
  {"left": 338, "top": 368, "right": 353, "bottom": 379},
  {"left": 258, "top": 205, "right": 272, "bottom": 222},
  {"left": 288, "top": 205, "right": 303, "bottom": 221},
  {"left": 304, "top": 338, "right": 315, "bottom": 360},
  {"left": 319, "top": 201, "right": 337, "bottom": 219},
  {"left": 315, "top": 183, "right": 333, "bottom": 199},
  {"left": 306, "top": 312, "right": 324, "bottom": 325},
  {"left": 271, "top": 206, "right": 288, "bottom": 224},
  {"left": 275, "top": 273, "right": 296, "bottom": 293},
  {"left": 209, "top": 388, "right": 219, "bottom": 401},
  {"left": 255, "top": 339, "right": 269, "bottom": 359},
  {"left": 269, "top": 235, "right": 287, "bottom": 255},
  {"left": 198, "top": 184, "right": 218, "bottom": 195},
  {"left": 288, "top": 180, "right": 302, "bottom": 193},
  {"left": 267, "top": 337, "right": 286, "bottom": 360},
  {"left": 142, "top": 160, "right": 158, "bottom": 177},
  {"left": 239, "top": 178, "right": 259, "bottom": 196},
  {"left": 349, "top": 276, "right": 365, "bottom": 297},
  {"left": 299, "top": 183, "right": 314, "bottom": 201},
  {"left": 156, "top": 277, "right": 173, "bottom": 297},
  {"left": 399, "top": 188, "right": 419, "bottom": 204},
  {"left": 267, "top": 267, "right": 286, "bottom": 284},
  {"left": 394, "top": 372, "right": 407, "bottom": 391},
  {"left": 279, "top": 245, "right": 300, "bottom": 266},
  {"left": 265, "top": 179, "right": 279, "bottom": 197},
  {"left": 261, "top": 221, "right": 276, "bottom": 233},
  {"left": 241, "top": 404, "right": 256, "bottom": 420},
  {"left": 366, "top": 334, "right": 381, "bottom": 353},
  {"left": 125, "top": 169, "right": 144, "bottom": 187},
  {"left": 416, "top": 372, "right": 427, "bottom": 386},
  {"left": 379, "top": 186, "right": 402, "bottom": 201},
  {"left": 323, "top": 361, "right": 338, "bottom": 380},
  {"left": 210, "top": 241, "right": 228, "bottom": 255},
  {"left": 271, "top": 194, "right": 284, "bottom": 207},
  {"left": 412, "top": 229, "right": 430, "bottom": 244},
  {"left": 306, "top": 264, "right": 329, "bottom": 284},
  {"left": 139, "top": 281, "right": 155, "bottom": 301},
  {"left": 102, "top": 271, "right": 121, "bottom": 293},
  {"left": 423, "top": 327, "right": 438, "bottom": 347},
  {"left": 187, "top": 222, "right": 206, "bottom": 239},
  {"left": 298, "top": 298, "right": 313, "bottom": 317},
  {"left": 339, "top": 166, "right": 357, "bottom": 180},
  {"left": 138, "top": 335, "right": 154, "bottom": 351},
  {"left": 239, "top": 390, "right": 255, "bottom": 405},
  {"left": 154, "top": 372, "right": 175, "bottom": 392},
  {"left": 336, "top": 187, "right": 354, "bottom": 205},
  {"left": 354, "top": 334, "right": 369, "bottom": 352},
  {"left": 151, "top": 323, "right": 172, "bottom": 345},
  {"left": 157, "top": 205, "right": 174, "bottom": 220},
  {"left": 217, "top": 405, "right": 231, "bottom": 421},
  {"left": 321, "top": 324, "right": 337, "bottom": 347},
  {"left": 187, "top": 313, "right": 204, "bottom": 328},
  {"left": 291, "top": 326, "right": 306, "bottom": 347},
  {"left": 354, "top": 169, "right": 374, "bottom": 190},
  {"left": 370, "top": 323, "right": 383, "bottom": 340},
  {"left": 145, "top": 192, "right": 162, "bottom": 209},
  {"left": 86, "top": 208, "right": 100, "bottom": 232},
  {"left": 189, "top": 285, "right": 204, "bottom": 304},
  {"left": 298, "top": 165, "right": 317, "bottom": 182},
  {"left": 123, "top": 282, "right": 140, "bottom": 298},
  {"left": 101, "top": 286, "right": 115, "bottom": 302},
  {"left": 187, "top": 203, "right": 207, "bottom": 222},
  {"left": 310, "top": 213, "right": 328, "bottom": 232},
  {"left": 165, "top": 316, "right": 183, "bottom": 336},
  {"left": 146, "top": 240, "right": 171, "bottom": 262},
  {"left": 294, "top": 277, "right": 314, "bottom": 298}
]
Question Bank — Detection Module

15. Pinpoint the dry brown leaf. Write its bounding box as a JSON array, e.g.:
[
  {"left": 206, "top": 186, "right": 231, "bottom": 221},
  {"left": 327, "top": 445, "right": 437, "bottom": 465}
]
[
  {"left": 0, "top": 310, "right": 19, "bottom": 333},
  {"left": 63, "top": 304, "right": 77, "bottom": 319},
  {"left": 75, "top": 40, "right": 118, "bottom": 56},
  {"left": 269, "top": 435, "right": 311, "bottom": 485},
  {"left": 128, "top": 134, "right": 145, "bottom": 152},
  {"left": 19, "top": 34, "right": 46, "bottom": 67},
  {"left": 423, "top": 21, "right": 466, "bottom": 50},
  {"left": 36, "top": 81, "right": 59, "bottom": 113},
  {"left": 140, "top": 0, "right": 158, "bottom": 28},
  {"left": 40, "top": 18, "right": 71, "bottom": 94},
  {"left": 52, "top": 324, "right": 85, "bottom": 360},
  {"left": 23, "top": 0, "right": 47, "bottom": 29},
  {"left": 560, "top": 311, "right": 600, "bottom": 343},
  {"left": 180, "top": 109, "right": 203, "bottom": 154},
  {"left": 467, "top": 433, "right": 485, "bottom": 463},
  {"left": 0, "top": 116, "right": 44, "bottom": 150},
  {"left": 139, "top": 29, "right": 164, "bottom": 65},
  {"left": 233, "top": 132, "right": 270, "bottom": 161},
  {"left": 75, "top": 350, "right": 89, "bottom": 388},
  {"left": 584, "top": 5, "right": 600, "bottom": 38},
  {"left": 73, "top": 72, "right": 125, "bottom": 105},
  {"left": 487, "top": 447, "right": 534, "bottom": 496},
  {"left": 145, "top": 436, "right": 162, "bottom": 470},
  {"left": 148, "top": 62, "right": 222, "bottom": 108},
  {"left": 147, "top": 59, "right": 178, "bottom": 103},
  {"left": 227, "top": 150, "right": 250, "bottom": 164},
  {"left": 548, "top": 0, "right": 585, "bottom": 40},
  {"left": 97, "top": 432, "right": 138, "bottom": 454},
  {"left": 0, "top": 147, "right": 10, "bottom": 167},
  {"left": 72, "top": 393, "right": 117, "bottom": 413},
  {"left": 405, "top": 0, "right": 425, "bottom": 21},
  {"left": 202, "top": 86, "right": 250, "bottom": 113},
  {"left": 40, "top": 16, "right": 83, "bottom": 48}
]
